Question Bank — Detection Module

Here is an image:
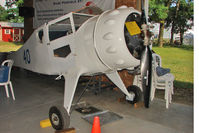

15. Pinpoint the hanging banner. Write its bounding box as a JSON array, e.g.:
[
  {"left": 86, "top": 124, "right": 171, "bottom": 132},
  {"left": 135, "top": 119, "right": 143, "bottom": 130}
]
[{"left": 33, "top": 0, "right": 115, "bottom": 28}]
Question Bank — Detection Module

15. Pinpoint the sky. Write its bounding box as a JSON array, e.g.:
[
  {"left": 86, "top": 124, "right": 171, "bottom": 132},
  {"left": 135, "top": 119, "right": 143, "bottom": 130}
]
[{"left": 0, "top": 0, "right": 6, "bottom": 7}]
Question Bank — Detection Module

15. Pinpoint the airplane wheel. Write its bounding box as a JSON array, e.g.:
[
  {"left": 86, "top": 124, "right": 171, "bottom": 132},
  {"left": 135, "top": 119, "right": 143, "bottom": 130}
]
[
  {"left": 127, "top": 85, "right": 142, "bottom": 104},
  {"left": 49, "top": 106, "right": 70, "bottom": 130}
]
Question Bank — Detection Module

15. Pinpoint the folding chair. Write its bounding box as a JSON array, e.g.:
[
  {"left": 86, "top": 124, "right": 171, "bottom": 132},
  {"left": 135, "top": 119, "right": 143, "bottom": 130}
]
[{"left": 0, "top": 59, "right": 15, "bottom": 100}]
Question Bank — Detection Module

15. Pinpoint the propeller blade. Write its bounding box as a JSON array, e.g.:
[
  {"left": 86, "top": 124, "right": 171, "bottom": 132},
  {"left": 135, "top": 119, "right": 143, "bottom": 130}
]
[{"left": 140, "top": 45, "right": 152, "bottom": 108}]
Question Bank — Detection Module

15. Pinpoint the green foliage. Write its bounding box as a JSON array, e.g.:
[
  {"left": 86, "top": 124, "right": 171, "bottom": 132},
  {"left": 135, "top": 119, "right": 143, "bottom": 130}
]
[
  {"left": 6, "top": 8, "right": 24, "bottom": 23},
  {"left": 149, "top": 0, "right": 171, "bottom": 47},
  {"left": 0, "top": 5, "right": 9, "bottom": 21},
  {"left": 175, "top": 0, "right": 193, "bottom": 33},
  {"left": 149, "top": 0, "right": 193, "bottom": 46},
  {"left": 0, "top": 0, "right": 24, "bottom": 23},
  {"left": 165, "top": 5, "right": 175, "bottom": 27},
  {"left": 166, "top": 0, "right": 193, "bottom": 44},
  {"left": 149, "top": 0, "right": 169, "bottom": 22},
  {"left": 166, "top": 0, "right": 193, "bottom": 33}
]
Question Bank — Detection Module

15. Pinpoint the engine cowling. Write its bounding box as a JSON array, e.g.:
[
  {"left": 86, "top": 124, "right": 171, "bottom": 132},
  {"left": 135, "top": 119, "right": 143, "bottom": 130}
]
[{"left": 94, "top": 6, "right": 144, "bottom": 71}]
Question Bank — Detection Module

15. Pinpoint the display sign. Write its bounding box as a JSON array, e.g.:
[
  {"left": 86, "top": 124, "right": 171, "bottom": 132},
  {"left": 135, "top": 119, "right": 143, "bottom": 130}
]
[
  {"left": 33, "top": 0, "right": 115, "bottom": 28},
  {"left": 125, "top": 21, "right": 141, "bottom": 36}
]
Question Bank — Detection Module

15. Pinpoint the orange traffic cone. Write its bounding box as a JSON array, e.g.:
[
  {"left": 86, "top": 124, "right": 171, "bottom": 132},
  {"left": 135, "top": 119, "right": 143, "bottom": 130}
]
[{"left": 91, "top": 116, "right": 101, "bottom": 133}]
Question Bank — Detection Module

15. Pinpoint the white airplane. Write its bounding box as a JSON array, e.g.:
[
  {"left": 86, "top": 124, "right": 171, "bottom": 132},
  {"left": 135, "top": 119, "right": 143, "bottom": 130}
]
[{"left": 8, "top": 5, "right": 152, "bottom": 130}]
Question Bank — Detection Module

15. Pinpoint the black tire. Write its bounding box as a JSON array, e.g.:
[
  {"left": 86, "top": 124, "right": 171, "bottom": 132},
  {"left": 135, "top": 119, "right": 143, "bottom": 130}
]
[
  {"left": 126, "top": 85, "right": 142, "bottom": 104},
  {"left": 49, "top": 106, "right": 70, "bottom": 130}
]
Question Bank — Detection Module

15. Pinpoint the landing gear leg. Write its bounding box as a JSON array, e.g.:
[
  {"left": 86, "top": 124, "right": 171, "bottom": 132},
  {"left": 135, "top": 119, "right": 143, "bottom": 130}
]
[{"left": 49, "top": 69, "right": 82, "bottom": 130}]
